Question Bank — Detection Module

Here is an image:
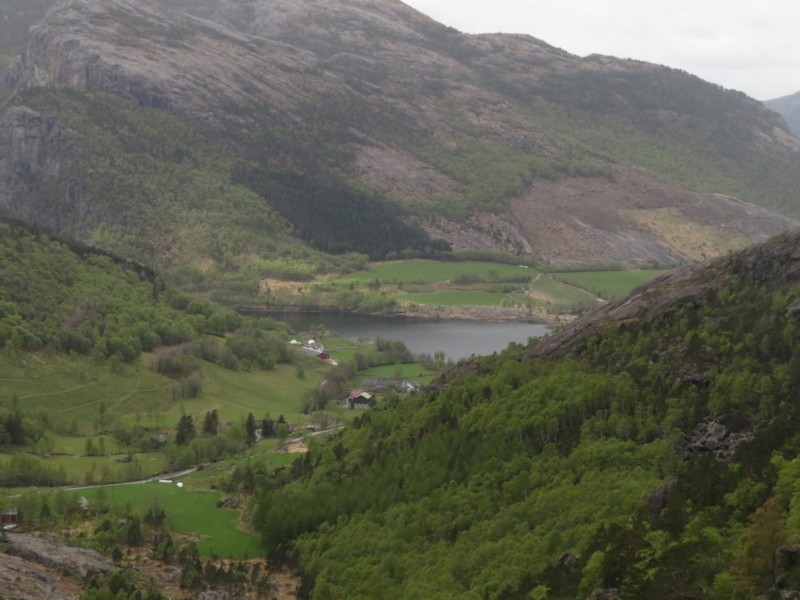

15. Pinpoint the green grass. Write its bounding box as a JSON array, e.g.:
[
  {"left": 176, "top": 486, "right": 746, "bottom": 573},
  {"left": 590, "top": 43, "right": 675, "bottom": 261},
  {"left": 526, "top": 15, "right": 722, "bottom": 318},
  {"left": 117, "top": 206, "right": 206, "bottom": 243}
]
[
  {"left": 0, "top": 355, "right": 170, "bottom": 433},
  {"left": 335, "top": 259, "right": 611, "bottom": 311},
  {"left": 340, "top": 260, "right": 538, "bottom": 284},
  {"left": 71, "top": 483, "right": 260, "bottom": 558},
  {"left": 529, "top": 274, "right": 604, "bottom": 305},
  {"left": 394, "top": 290, "right": 511, "bottom": 306},
  {"left": 358, "top": 364, "right": 437, "bottom": 386},
  {"left": 319, "top": 337, "right": 373, "bottom": 364},
  {"left": 552, "top": 270, "right": 666, "bottom": 299},
  {"left": 155, "top": 361, "right": 321, "bottom": 426},
  {"left": 0, "top": 350, "right": 329, "bottom": 483},
  {"left": 0, "top": 351, "right": 323, "bottom": 429},
  {"left": 182, "top": 446, "right": 301, "bottom": 490}
]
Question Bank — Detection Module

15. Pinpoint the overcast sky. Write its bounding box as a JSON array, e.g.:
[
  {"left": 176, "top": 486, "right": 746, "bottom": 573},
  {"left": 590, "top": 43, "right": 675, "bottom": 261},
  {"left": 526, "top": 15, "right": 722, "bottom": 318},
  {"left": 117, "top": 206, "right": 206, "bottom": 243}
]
[{"left": 403, "top": 0, "right": 799, "bottom": 101}]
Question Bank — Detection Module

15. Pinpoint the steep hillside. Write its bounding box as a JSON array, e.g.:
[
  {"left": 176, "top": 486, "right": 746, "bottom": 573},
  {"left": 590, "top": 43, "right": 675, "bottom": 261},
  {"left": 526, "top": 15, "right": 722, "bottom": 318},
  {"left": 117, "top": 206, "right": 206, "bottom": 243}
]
[
  {"left": 766, "top": 90, "right": 800, "bottom": 137},
  {"left": 0, "top": 216, "right": 283, "bottom": 368},
  {"left": 0, "top": 0, "right": 798, "bottom": 289},
  {"left": 244, "top": 227, "right": 800, "bottom": 599}
]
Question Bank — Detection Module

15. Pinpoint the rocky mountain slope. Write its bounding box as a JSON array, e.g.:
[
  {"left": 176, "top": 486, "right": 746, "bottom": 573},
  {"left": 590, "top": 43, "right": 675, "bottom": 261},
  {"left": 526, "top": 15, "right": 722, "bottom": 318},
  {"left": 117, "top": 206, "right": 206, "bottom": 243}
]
[
  {"left": 766, "top": 90, "right": 800, "bottom": 137},
  {"left": 529, "top": 227, "right": 800, "bottom": 360},
  {"left": 1, "top": 0, "right": 799, "bottom": 278}
]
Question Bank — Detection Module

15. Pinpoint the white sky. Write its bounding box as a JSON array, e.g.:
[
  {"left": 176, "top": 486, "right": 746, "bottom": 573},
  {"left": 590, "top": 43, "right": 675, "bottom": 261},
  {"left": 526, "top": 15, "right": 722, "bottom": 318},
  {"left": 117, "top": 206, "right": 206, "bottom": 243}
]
[{"left": 403, "top": 0, "right": 799, "bottom": 100}]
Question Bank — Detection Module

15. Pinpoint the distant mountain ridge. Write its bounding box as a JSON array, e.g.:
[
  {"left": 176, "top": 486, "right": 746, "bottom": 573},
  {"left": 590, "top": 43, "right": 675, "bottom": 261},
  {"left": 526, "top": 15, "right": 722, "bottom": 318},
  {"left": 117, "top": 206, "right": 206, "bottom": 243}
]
[
  {"left": 765, "top": 90, "right": 800, "bottom": 137},
  {"left": 0, "top": 0, "right": 799, "bottom": 288}
]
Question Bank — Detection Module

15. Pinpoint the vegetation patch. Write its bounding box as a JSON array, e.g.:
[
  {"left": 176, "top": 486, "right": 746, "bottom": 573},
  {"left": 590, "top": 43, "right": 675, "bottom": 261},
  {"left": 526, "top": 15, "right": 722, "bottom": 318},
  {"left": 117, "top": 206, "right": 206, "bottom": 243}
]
[
  {"left": 552, "top": 269, "right": 667, "bottom": 300},
  {"left": 340, "top": 259, "right": 537, "bottom": 284},
  {"left": 71, "top": 483, "right": 260, "bottom": 558}
]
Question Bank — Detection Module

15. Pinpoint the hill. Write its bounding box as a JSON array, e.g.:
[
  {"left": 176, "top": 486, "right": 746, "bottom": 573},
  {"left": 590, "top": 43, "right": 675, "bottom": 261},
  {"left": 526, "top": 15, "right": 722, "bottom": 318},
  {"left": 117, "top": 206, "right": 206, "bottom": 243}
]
[
  {"left": 0, "top": 217, "right": 331, "bottom": 485},
  {"left": 244, "top": 228, "right": 800, "bottom": 599},
  {"left": 766, "top": 90, "right": 800, "bottom": 137},
  {"left": 0, "top": 0, "right": 797, "bottom": 302}
]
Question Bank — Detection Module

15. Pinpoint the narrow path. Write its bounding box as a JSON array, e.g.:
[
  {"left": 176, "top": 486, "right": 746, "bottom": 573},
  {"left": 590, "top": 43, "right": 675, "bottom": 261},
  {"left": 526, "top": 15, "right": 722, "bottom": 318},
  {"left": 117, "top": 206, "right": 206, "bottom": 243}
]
[{"left": 63, "top": 467, "right": 199, "bottom": 492}]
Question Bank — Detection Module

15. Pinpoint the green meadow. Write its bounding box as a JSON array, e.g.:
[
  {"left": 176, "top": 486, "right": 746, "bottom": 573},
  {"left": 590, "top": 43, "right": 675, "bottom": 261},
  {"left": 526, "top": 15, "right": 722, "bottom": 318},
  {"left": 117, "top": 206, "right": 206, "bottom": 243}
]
[
  {"left": 0, "top": 349, "right": 327, "bottom": 484},
  {"left": 334, "top": 260, "right": 667, "bottom": 311},
  {"left": 70, "top": 482, "right": 261, "bottom": 558},
  {"left": 340, "top": 260, "right": 538, "bottom": 284},
  {"left": 357, "top": 363, "right": 438, "bottom": 386},
  {"left": 0, "top": 353, "right": 324, "bottom": 433},
  {"left": 552, "top": 269, "right": 667, "bottom": 299},
  {"left": 331, "top": 259, "right": 661, "bottom": 313}
]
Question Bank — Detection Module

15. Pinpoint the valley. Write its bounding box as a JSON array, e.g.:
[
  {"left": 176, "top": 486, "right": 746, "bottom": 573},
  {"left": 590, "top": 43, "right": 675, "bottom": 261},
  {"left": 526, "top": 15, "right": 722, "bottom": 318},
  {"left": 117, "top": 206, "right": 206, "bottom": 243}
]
[{"left": 1, "top": 0, "right": 800, "bottom": 598}]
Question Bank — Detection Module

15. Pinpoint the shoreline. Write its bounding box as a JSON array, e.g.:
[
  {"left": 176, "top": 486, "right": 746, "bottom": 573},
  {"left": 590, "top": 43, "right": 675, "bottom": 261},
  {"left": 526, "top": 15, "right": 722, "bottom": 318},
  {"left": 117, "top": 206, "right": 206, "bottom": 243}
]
[{"left": 238, "top": 303, "right": 570, "bottom": 326}]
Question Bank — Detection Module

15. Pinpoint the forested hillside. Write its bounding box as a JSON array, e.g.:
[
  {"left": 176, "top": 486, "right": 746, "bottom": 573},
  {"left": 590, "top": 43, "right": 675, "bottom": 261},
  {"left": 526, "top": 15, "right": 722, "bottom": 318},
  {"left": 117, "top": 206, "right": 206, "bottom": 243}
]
[
  {"left": 0, "top": 217, "right": 245, "bottom": 360},
  {"left": 243, "top": 229, "right": 800, "bottom": 599},
  {"left": 0, "top": 218, "right": 305, "bottom": 484}
]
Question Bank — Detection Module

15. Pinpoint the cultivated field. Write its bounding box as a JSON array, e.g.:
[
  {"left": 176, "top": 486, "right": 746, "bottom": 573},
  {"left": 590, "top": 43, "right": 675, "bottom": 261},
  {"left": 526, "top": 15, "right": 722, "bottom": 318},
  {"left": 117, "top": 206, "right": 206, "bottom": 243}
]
[
  {"left": 551, "top": 269, "right": 667, "bottom": 300},
  {"left": 69, "top": 482, "right": 262, "bottom": 558},
  {"left": 335, "top": 259, "right": 666, "bottom": 315}
]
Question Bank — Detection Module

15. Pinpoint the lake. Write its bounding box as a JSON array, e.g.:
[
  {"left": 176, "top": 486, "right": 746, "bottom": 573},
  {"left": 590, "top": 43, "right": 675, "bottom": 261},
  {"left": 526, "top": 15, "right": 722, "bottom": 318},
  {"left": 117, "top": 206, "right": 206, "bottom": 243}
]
[{"left": 261, "top": 312, "right": 551, "bottom": 360}]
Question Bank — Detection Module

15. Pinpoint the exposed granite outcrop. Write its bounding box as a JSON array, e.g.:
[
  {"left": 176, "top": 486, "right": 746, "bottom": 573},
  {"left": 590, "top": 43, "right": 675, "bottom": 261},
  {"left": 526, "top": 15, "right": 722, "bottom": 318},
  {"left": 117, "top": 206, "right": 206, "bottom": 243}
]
[
  {"left": 527, "top": 228, "right": 800, "bottom": 360},
  {"left": 5, "top": 532, "right": 112, "bottom": 578},
  {"left": 0, "top": 104, "right": 84, "bottom": 232},
  {"left": 0, "top": 0, "right": 798, "bottom": 266},
  {"left": 0, "top": 550, "right": 82, "bottom": 600}
]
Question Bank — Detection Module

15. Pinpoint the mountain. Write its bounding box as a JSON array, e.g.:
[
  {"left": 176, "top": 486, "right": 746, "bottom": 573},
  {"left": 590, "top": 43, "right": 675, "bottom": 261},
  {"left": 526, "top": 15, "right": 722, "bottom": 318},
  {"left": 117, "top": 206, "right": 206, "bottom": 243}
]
[
  {"left": 246, "top": 229, "right": 800, "bottom": 599},
  {"left": 0, "top": 0, "right": 799, "bottom": 295},
  {"left": 766, "top": 90, "right": 800, "bottom": 137}
]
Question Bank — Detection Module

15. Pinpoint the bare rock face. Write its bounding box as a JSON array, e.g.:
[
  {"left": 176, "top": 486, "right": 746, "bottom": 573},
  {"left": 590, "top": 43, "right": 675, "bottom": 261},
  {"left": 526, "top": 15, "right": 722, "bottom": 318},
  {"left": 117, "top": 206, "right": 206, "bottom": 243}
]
[
  {"left": 4, "top": 0, "right": 325, "bottom": 126},
  {"left": 5, "top": 532, "right": 113, "bottom": 578},
  {"left": 679, "top": 419, "right": 755, "bottom": 461},
  {"left": 0, "top": 551, "right": 82, "bottom": 600},
  {"left": 646, "top": 480, "right": 676, "bottom": 523},
  {"left": 0, "top": 0, "right": 799, "bottom": 267},
  {"left": 0, "top": 105, "right": 84, "bottom": 232},
  {"left": 510, "top": 164, "right": 796, "bottom": 268},
  {"left": 0, "top": 533, "right": 113, "bottom": 600},
  {"left": 529, "top": 228, "right": 800, "bottom": 360}
]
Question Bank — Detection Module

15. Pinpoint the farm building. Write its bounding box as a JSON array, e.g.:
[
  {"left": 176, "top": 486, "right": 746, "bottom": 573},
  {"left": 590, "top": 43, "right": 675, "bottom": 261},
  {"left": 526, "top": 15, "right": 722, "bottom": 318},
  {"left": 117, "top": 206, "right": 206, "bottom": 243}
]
[
  {"left": 347, "top": 391, "right": 374, "bottom": 410},
  {"left": 361, "top": 377, "right": 420, "bottom": 394}
]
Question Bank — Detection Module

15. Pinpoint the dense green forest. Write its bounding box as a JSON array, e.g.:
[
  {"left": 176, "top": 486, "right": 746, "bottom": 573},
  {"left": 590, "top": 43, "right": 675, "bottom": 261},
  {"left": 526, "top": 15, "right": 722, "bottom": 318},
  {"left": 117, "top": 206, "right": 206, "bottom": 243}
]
[
  {"left": 0, "top": 217, "right": 246, "bottom": 360},
  {"left": 238, "top": 231, "right": 800, "bottom": 599}
]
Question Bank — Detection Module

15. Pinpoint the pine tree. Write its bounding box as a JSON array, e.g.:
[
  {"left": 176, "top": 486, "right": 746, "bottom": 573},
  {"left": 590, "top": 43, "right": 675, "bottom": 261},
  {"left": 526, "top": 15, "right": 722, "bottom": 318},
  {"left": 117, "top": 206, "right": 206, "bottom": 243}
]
[
  {"left": 175, "top": 415, "right": 195, "bottom": 445},
  {"left": 246, "top": 413, "right": 257, "bottom": 446}
]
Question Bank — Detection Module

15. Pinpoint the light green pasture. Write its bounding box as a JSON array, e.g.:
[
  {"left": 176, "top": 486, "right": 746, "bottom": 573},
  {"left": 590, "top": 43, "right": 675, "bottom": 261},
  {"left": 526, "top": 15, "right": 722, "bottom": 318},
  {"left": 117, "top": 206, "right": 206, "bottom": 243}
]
[
  {"left": 71, "top": 482, "right": 261, "bottom": 558},
  {"left": 358, "top": 364, "right": 437, "bottom": 386},
  {"left": 340, "top": 260, "right": 538, "bottom": 284},
  {"left": 552, "top": 270, "right": 666, "bottom": 299}
]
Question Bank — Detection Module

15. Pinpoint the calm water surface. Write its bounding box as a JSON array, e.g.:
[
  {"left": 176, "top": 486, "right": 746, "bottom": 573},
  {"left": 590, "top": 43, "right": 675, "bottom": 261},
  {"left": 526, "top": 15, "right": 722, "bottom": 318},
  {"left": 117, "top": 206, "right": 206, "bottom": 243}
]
[{"left": 264, "top": 312, "right": 551, "bottom": 360}]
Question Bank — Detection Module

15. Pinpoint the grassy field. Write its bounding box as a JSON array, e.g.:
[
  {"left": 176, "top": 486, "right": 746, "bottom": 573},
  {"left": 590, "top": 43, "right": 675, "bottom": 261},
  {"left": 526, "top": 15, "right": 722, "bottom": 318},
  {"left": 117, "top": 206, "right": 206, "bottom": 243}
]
[
  {"left": 0, "top": 327, "right": 438, "bottom": 488},
  {"left": 0, "top": 352, "right": 323, "bottom": 432},
  {"left": 0, "top": 354, "right": 171, "bottom": 434},
  {"left": 357, "top": 363, "right": 438, "bottom": 386},
  {"left": 333, "top": 259, "right": 627, "bottom": 313},
  {"left": 270, "top": 259, "right": 667, "bottom": 316},
  {"left": 0, "top": 348, "right": 328, "bottom": 485},
  {"left": 340, "top": 260, "right": 537, "bottom": 284},
  {"left": 70, "top": 482, "right": 261, "bottom": 558},
  {"left": 552, "top": 270, "right": 667, "bottom": 299}
]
